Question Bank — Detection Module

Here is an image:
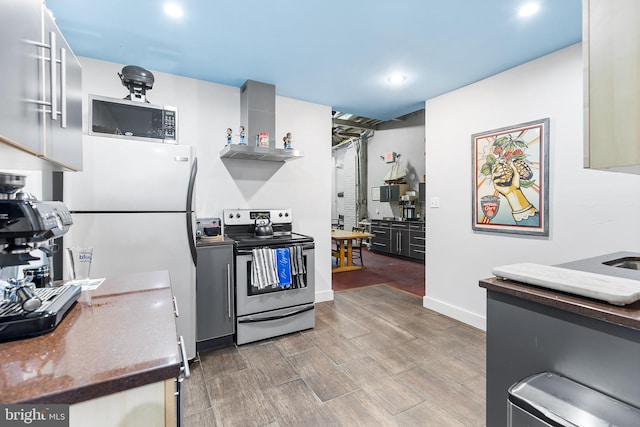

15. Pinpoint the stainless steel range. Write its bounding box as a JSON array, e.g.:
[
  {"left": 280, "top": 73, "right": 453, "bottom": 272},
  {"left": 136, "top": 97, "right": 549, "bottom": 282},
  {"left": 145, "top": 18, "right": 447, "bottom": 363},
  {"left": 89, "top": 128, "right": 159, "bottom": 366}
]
[{"left": 223, "top": 209, "right": 315, "bottom": 345}]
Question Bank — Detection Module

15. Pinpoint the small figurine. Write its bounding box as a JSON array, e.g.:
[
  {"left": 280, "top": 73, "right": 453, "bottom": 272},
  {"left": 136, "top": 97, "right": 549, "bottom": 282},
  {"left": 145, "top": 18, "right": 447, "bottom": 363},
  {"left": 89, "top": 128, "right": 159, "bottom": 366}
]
[
  {"left": 283, "top": 132, "right": 292, "bottom": 149},
  {"left": 239, "top": 126, "right": 246, "bottom": 145},
  {"left": 226, "top": 128, "right": 232, "bottom": 145}
]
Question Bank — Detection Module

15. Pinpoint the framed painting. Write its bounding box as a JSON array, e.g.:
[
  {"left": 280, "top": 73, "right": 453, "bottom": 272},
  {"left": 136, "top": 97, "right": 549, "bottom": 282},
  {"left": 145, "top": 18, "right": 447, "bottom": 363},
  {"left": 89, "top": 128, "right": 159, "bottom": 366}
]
[{"left": 472, "top": 118, "right": 549, "bottom": 236}]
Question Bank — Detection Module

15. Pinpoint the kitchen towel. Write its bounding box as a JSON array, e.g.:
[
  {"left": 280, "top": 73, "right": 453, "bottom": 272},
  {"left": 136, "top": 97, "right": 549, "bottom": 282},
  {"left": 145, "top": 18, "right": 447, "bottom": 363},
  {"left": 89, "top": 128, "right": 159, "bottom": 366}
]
[
  {"left": 275, "top": 248, "right": 292, "bottom": 288},
  {"left": 289, "top": 245, "right": 306, "bottom": 288},
  {"left": 251, "top": 248, "right": 278, "bottom": 289}
]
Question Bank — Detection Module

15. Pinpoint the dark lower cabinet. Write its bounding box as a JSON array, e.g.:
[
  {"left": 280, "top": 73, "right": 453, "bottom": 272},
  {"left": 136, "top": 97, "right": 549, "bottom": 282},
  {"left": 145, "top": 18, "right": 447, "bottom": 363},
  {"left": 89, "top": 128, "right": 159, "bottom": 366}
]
[
  {"left": 409, "top": 223, "right": 425, "bottom": 261},
  {"left": 196, "top": 243, "right": 235, "bottom": 351},
  {"left": 481, "top": 280, "right": 640, "bottom": 427},
  {"left": 371, "top": 220, "right": 424, "bottom": 262},
  {"left": 371, "top": 221, "right": 392, "bottom": 253},
  {"left": 391, "top": 224, "right": 411, "bottom": 257}
]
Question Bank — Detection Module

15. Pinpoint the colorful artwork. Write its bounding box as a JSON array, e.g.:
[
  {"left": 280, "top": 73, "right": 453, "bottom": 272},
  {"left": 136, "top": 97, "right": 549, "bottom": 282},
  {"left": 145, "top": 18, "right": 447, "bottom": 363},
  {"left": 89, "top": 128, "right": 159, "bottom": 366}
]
[{"left": 472, "top": 118, "right": 549, "bottom": 236}]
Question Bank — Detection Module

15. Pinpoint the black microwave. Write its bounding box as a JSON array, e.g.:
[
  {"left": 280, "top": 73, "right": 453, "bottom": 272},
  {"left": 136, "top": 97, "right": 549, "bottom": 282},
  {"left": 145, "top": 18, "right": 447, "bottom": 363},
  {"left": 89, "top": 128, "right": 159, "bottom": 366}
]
[{"left": 88, "top": 95, "right": 177, "bottom": 143}]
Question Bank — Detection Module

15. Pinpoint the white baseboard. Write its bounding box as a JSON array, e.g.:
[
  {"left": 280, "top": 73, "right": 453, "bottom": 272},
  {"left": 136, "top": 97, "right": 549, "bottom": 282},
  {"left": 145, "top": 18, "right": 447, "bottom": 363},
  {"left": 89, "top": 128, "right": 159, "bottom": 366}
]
[
  {"left": 315, "top": 289, "right": 334, "bottom": 303},
  {"left": 423, "top": 296, "right": 486, "bottom": 331}
]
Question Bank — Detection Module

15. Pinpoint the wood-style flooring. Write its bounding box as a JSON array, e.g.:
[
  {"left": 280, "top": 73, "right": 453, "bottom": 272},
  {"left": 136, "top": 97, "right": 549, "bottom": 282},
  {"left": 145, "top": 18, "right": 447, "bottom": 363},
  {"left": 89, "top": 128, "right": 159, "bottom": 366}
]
[{"left": 183, "top": 285, "right": 486, "bottom": 426}]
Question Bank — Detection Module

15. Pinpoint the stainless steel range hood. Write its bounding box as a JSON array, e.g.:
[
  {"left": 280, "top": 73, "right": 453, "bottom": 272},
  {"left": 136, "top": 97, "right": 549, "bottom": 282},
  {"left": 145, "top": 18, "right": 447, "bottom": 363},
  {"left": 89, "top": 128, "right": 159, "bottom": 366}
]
[{"left": 220, "top": 80, "right": 303, "bottom": 162}]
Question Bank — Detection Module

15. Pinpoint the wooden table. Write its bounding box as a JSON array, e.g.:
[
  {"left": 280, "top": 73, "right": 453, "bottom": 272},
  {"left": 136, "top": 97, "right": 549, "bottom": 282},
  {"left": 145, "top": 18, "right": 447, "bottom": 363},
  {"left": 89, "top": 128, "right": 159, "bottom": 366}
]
[{"left": 331, "top": 229, "right": 374, "bottom": 273}]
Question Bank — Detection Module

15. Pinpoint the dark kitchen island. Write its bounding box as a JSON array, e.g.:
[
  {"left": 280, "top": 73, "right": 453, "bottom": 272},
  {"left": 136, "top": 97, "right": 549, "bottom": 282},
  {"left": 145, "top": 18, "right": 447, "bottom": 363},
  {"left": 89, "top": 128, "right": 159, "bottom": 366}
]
[
  {"left": 480, "top": 252, "right": 640, "bottom": 426},
  {"left": 0, "top": 270, "right": 183, "bottom": 426}
]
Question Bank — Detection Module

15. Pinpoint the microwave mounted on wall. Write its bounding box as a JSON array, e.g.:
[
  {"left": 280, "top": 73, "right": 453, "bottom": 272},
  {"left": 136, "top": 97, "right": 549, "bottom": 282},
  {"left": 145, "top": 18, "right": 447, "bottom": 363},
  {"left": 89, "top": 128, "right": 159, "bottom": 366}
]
[{"left": 88, "top": 95, "right": 178, "bottom": 144}]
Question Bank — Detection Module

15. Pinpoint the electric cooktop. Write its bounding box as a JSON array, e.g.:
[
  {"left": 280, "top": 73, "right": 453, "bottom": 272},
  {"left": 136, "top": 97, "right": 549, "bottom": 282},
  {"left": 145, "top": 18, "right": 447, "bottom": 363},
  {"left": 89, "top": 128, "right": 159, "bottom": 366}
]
[{"left": 225, "top": 232, "right": 314, "bottom": 249}]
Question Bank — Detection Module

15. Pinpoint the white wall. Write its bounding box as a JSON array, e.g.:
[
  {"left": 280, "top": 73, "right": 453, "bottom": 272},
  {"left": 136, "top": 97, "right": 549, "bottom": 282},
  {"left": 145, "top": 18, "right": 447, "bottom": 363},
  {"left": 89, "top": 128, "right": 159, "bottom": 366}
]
[
  {"left": 77, "top": 58, "right": 334, "bottom": 302},
  {"left": 424, "top": 44, "right": 640, "bottom": 329}
]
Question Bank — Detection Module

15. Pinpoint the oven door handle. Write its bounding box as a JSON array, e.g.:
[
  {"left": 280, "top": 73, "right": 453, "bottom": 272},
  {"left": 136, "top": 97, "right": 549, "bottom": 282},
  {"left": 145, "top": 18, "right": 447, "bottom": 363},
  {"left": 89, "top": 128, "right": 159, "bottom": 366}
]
[{"left": 238, "top": 305, "right": 314, "bottom": 323}]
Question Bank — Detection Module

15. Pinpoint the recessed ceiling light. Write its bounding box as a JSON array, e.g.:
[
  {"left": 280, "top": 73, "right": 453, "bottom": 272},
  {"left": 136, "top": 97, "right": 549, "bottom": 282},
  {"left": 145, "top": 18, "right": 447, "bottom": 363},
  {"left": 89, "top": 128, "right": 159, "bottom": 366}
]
[
  {"left": 519, "top": 2, "right": 540, "bottom": 17},
  {"left": 164, "top": 2, "right": 184, "bottom": 18},
  {"left": 387, "top": 73, "right": 406, "bottom": 85}
]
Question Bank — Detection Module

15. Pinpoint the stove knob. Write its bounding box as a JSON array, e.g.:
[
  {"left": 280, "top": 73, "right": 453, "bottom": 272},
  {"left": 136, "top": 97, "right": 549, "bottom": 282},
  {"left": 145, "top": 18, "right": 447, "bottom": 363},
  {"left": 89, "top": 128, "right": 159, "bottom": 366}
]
[
  {"left": 279, "top": 212, "right": 283, "bottom": 217},
  {"left": 236, "top": 213, "right": 241, "bottom": 218},
  {"left": 285, "top": 212, "right": 289, "bottom": 217},
  {"left": 228, "top": 213, "right": 234, "bottom": 219}
]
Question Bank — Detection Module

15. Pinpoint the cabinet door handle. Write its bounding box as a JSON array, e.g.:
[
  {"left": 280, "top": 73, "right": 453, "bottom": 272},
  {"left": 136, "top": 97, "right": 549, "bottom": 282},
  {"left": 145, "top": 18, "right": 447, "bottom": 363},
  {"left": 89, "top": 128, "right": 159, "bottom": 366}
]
[
  {"left": 172, "top": 296, "right": 180, "bottom": 317},
  {"left": 178, "top": 335, "right": 191, "bottom": 379},
  {"left": 48, "top": 31, "right": 58, "bottom": 122},
  {"left": 59, "top": 46, "right": 67, "bottom": 128},
  {"left": 226, "top": 264, "right": 232, "bottom": 319}
]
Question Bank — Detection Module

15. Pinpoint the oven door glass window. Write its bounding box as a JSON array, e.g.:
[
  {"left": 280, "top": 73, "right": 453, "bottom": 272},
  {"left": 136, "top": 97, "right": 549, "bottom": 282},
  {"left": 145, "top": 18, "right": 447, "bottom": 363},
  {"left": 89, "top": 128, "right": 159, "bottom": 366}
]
[{"left": 246, "top": 254, "right": 308, "bottom": 296}]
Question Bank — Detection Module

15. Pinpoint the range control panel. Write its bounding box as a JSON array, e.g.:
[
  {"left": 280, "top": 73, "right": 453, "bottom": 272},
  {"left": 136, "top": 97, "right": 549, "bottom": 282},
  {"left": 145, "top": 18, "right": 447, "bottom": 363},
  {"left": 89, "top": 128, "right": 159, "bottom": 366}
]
[{"left": 223, "top": 209, "right": 292, "bottom": 226}]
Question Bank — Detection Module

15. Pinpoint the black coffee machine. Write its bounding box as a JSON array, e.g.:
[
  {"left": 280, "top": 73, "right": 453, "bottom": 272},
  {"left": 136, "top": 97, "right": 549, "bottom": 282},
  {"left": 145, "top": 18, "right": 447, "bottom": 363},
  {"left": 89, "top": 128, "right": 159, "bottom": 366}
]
[{"left": 0, "top": 172, "right": 80, "bottom": 341}]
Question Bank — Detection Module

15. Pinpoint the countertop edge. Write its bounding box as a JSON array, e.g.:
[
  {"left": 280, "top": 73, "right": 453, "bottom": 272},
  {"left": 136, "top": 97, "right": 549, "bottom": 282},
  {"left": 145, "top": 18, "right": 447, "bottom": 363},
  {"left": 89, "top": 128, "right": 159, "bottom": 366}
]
[
  {"left": 196, "top": 238, "right": 234, "bottom": 247},
  {"left": 22, "top": 363, "right": 181, "bottom": 404},
  {"left": 480, "top": 276, "right": 640, "bottom": 331}
]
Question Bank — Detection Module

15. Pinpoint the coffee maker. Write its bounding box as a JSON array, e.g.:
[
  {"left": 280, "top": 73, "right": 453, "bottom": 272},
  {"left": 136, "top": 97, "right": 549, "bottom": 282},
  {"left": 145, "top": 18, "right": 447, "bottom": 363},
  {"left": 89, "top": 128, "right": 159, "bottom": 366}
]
[
  {"left": 401, "top": 192, "right": 418, "bottom": 221},
  {"left": 0, "top": 172, "right": 81, "bottom": 341}
]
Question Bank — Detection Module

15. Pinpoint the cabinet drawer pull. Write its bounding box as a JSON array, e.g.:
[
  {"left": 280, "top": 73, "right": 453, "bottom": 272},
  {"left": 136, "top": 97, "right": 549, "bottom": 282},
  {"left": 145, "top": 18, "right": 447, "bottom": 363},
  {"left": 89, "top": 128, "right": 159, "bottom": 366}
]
[
  {"left": 414, "top": 237, "right": 426, "bottom": 241},
  {"left": 59, "top": 47, "right": 67, "bottom": 128},
  {"left": 172, "top": 296, "right": 179, "bottom": 317},
  {"left": 178, "top": 335, "right": 191, "bottom": 379},
  {"left": 227, "top": 264, "right": 232, "bottom": 319},
  {"left": 372, "top": 242, "right": 386, "bottom": 247},
  {"left": 49, "top": 32, "right": 57, "bottom": 122},
  {"left": 414, "top": 249, "right": 426, "bottom": 254}
]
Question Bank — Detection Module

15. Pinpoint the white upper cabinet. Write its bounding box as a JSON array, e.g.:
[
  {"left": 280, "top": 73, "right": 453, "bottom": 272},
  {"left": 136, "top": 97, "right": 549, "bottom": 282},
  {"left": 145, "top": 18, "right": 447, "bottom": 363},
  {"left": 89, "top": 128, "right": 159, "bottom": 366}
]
[
  {"left": 584, "top": 0, "right": 640, "bottom": 174},
  {"left": 0, "top": 0, "right": 83, "bottom": 171}
]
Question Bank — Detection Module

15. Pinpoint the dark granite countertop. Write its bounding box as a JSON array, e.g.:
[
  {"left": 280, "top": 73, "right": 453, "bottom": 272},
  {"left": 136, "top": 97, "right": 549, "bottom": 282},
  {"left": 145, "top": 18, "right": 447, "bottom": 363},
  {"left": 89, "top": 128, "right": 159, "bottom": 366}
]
[
  {"left": 371, "top": 218, "right": 425, "bottom": 223},
  {"left": 0, "top": 270, "right": 181, "bottom": 404},
  {"left": 480, "top": 252, "right": 640, "bottom": 331}
]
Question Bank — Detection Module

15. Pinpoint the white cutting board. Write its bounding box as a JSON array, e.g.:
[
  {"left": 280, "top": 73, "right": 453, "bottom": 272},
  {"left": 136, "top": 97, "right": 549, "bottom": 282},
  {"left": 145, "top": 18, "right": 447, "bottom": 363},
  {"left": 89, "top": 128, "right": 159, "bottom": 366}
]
[{"left": 492, "top": 263, "right": 640, "bottom": 306}]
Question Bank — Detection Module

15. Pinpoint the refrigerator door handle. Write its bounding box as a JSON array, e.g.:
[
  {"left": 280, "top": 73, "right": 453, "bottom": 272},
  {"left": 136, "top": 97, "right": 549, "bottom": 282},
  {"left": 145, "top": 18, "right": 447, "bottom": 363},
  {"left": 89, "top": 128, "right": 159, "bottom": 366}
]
[
  {"left": 186, "top": 158, "right": 198, "bottom": 266},
  {"left": 186, "top": 158, "right": 197, "bottom": 212}
]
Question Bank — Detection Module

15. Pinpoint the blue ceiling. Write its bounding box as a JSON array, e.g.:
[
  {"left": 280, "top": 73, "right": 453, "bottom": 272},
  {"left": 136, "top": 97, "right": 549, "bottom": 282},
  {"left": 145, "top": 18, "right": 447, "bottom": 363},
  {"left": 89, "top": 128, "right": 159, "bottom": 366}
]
[{"left": 45, "top": 0, "right": 582, "bottom": 121}]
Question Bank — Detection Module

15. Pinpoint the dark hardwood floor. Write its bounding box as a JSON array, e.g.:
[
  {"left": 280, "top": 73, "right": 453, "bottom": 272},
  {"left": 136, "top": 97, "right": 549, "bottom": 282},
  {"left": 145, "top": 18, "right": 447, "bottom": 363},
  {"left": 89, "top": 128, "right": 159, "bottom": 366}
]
[
  {"left": 183, "top": 285, "right": 486, "bottom": 426},
  {"left": 332, "top": 248, "right": 425, "bottom": 297}
]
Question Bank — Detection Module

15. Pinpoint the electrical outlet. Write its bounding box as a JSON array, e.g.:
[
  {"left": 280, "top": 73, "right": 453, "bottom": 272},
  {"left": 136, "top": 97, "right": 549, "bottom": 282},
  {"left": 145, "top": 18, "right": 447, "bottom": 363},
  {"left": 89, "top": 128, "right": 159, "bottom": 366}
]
[{"left": 430, "top": 197, "right": 440, "bottom": 208}]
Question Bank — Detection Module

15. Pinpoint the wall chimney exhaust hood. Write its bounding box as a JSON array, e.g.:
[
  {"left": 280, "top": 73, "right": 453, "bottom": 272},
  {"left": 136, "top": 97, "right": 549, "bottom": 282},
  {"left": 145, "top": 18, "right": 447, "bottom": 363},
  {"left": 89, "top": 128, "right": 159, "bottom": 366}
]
[{"left": 220, "top": 80, "right": 303, "bottom": 162}]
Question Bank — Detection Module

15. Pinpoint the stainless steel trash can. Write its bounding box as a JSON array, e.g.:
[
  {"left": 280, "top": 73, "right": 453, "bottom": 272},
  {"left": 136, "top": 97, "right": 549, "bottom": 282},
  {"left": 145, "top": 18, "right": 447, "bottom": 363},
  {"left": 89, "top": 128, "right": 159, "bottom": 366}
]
[{"left": 507, "top": 372, "right": 640, "bottom": 427}]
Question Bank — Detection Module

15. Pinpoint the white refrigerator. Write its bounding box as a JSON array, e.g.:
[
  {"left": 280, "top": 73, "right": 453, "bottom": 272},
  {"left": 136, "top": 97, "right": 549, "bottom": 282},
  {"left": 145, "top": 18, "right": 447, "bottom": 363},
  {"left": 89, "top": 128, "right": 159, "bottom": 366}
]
[{"left": 62, "top": 135, "right": 197, "bottom": 359}]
